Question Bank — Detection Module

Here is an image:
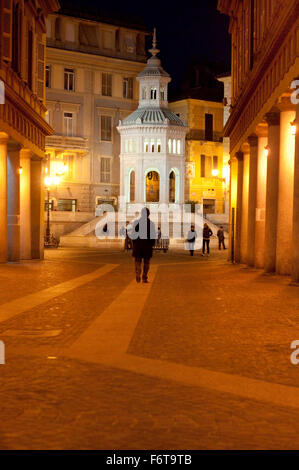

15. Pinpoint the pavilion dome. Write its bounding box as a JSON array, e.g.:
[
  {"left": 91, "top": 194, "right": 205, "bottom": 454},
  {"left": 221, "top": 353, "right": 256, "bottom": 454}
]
[
  {"left": 121, "top": 107, "right": 185, "bottom": 126},
  {"left": 120, "top": 28, "right": 185, "bottom": 128},
  {"left": 138, "top": 55, "right": 170, "bottom": 79}
]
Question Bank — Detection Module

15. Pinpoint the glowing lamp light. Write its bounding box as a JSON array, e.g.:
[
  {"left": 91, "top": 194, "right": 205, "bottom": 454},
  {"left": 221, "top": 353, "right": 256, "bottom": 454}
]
[
  {"left": 212, "top": 169, "right": 219, "bottom": 177},
  {"left": 45, "top": 176, "right": 61, "bottom": 187},
  {"left": 44, "top": 176, "right": 52, "bottom": 187},
  {"left": 18, "top": 167, "right": 23, "bottom": 175},
  {"left": 264, "top": 146, "right": 270, "bottom": 158},
  {"left": 291, "top": 120, "right": 297, "bottom": 136}
]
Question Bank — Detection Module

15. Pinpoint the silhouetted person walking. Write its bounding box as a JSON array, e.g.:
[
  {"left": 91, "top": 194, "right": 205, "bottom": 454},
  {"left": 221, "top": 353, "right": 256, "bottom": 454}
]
[
  {"left": 132, "top": 207, "right": 156, "bottom": 283},
  {"left": 217, "top": 226, "right": 226, "bottom": 250},
  {"left": 202, "top": 223, "right": 213, "bottom": 256}
]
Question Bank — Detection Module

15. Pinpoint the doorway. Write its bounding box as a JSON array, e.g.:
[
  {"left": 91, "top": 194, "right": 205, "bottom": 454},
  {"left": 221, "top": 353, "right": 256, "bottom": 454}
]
[{"left": 146, "top": 171, "right": 159, "bottom": 203}]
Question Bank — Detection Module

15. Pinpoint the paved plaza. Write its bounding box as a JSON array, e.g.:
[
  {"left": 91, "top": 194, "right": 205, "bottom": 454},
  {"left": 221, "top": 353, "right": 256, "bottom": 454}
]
[{"left": 0, "top": 246, "right": 299, "bottom": 450}]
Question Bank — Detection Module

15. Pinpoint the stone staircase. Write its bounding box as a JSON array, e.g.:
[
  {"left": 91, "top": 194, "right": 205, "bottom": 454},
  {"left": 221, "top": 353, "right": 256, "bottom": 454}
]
[{"left": 59, "top": 212, "right": 228, "bottom": 249}]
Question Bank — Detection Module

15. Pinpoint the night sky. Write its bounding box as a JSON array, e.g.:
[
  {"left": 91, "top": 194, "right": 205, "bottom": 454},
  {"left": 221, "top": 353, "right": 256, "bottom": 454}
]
[{"left": 58, "top": 0, "right": 231, "bottom": 94}]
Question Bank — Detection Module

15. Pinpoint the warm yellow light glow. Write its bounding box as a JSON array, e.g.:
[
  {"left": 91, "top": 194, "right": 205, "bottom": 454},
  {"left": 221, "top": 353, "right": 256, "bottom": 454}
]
[
  {"left": 56, "top": 164, "right": 68, "bottom": 176},
  {"left": 223, "top": 165, "right": 230, "bottom": 182},
  {"left": 18, "top": 167, "right": 23, "bottom": 175},
  {"left": 212, "top": 169, "right": 219, "bottom": 177},
  {"left": 291, "top": 121, "right": 297, "bottom": 136},
  {"left": 264, "top": 146, "right": 270, "bottom": 158},
  {"left": 45, "top": 175, "right": 60, "bottom": 187},
  {"left": 50, "top": 160, "right": 68, "bottom": 178},
  {"left": 45, "top": 167, "right": 49, "bottom": 174},
  {"left": 44, "top": 176, "right": 52, "bottom": 187}
]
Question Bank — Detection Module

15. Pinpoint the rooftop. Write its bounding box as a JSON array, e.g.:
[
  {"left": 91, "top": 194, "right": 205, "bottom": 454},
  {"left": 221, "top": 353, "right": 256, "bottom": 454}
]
[
  {"left": 57, "top": 0, "right": 149, "bottom": 32},
  {"left": 121, "top": 107, "right": 185, "bottom": 127}
]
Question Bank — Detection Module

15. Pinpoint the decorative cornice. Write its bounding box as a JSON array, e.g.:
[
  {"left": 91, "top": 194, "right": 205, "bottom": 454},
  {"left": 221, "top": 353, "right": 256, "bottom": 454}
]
[
  {"left": 235, "top": 150, "right": 244, "bottom": 161},
  {"left": 7, "top": 142, "right": 22, "bottom": 153},
  {"left": 265, "top": 111, "right": 280, "bottom": 126},
  {"left": 247, "top": 134, "right": 258, "bottom": 147}
]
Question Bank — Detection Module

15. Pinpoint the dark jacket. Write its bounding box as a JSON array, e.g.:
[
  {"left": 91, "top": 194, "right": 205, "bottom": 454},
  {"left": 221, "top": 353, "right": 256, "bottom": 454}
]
[
  {"left": 203, "top": 227, "right": 213, "bottom": 240},
  {"left": 217, "top": 229, "right": 225, "bottom": 241},
  {"left": 132, "top": 217, "right": 156, "bottom": 259}
]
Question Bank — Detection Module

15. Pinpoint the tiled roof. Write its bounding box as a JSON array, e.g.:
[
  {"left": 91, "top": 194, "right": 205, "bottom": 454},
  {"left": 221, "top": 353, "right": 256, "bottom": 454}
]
[{"left": 121, "top": 107, "right": 185, "bottom": 126}]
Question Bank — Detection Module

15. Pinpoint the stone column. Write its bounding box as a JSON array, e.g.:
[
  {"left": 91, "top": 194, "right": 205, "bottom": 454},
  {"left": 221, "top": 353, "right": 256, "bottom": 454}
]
[
  {"left": 291, "top": 103, "right": 299, "bottom": 283},
  {"left": 20, "top": 149, "right": 32, "bottom": 260},
  {"left": 255, "top": 135, "right": 268, "bottom": 268},
  {"left": 7, "top": 143, "right": 21, "bottom": 262},
  {"left": 264, "top": 111, "right": 280, "bottom": 272},
  {"left": 247, "top": 135, "right": 258, "bottom": 266},
  {"left": 0, "top": 133, "right": 8, "bottom": 263},
  {"left": 276, "top": 109, "right": 296, "bottom": 274},
  {"left": 31, "top": 159, "right": 44, "bottom": 260},
  {"left": 235, "top": 151, "right": 244, "bottom": 264}
]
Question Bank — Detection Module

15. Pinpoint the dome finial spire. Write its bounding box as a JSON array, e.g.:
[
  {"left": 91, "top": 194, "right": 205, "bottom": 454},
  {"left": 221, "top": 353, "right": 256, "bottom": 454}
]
[{"left": 149, "top": 27, "right": 160, "bottom": 57}]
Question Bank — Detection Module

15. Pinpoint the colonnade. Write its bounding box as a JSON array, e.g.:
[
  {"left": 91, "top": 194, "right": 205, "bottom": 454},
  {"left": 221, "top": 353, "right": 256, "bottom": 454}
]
[{"left": 0, "top": 132, "right": 44, "bottom": 263}]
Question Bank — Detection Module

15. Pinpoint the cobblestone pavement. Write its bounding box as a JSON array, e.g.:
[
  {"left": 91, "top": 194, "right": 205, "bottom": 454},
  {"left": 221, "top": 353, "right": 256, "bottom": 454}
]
[{"left": 0, "top": 246, "right": 299, "bottom": 450}]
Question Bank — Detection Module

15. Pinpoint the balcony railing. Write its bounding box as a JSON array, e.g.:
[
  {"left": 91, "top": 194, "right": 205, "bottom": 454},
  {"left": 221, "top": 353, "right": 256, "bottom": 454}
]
[
  {"left": 45, "top": 135, "right": 89, "bottom": 153},
  {"left": 0, "top": 62, "right": 46, "bottom": 118},
  {"left": 186, "top": 129, "right": 223, "bottom": 143}
]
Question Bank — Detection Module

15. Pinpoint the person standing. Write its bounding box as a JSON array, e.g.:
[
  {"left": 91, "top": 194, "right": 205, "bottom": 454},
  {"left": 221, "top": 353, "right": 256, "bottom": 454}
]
[
  {"left": 217, "top": 226, "right": 226, "bottom": 250},
  {"left": 157, "top": 226, "right": 162, "bottom": 248},
  {"left": 132, "top": 207, "right": 156, "bottom": 283},
  {"left": 202, "top": 223, "right": 213, "bottom": 256},
  {"left": 186, "top": 225, "right": 197, "bottom": 256}
]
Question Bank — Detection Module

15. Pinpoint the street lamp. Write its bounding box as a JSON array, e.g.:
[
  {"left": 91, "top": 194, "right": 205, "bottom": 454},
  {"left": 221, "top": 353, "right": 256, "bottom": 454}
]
[{"left": 44, "top": 175, "right": 61, "bottom": 245}]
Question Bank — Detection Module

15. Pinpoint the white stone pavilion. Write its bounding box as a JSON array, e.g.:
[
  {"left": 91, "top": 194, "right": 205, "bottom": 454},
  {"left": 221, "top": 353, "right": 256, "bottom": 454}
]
[{"left": 117, "top": 30, "right": 187, "bottom": 206}]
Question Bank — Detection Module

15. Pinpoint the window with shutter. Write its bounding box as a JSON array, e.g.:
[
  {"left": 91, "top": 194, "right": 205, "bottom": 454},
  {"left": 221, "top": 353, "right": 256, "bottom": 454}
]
[
  {"left": 123, "top": 77, "right": 133, "bottom": 99},
  {"left": 100, "top": 158, "right": 111, "bottom": 183},
  {"left": 102, "top": 73, "right": 112, "bottom": 96},
  {"left": 12, "top": 2, "right": 22, "bottom": 73},
  {"left": 46, "top": 66, "right": 51, "bottom": 88},
  {"left": 1, "top": 0, "right": 13, "bottom": 63},
  {"left": 64, "top": 112, "right": 74, "bottom": 136},
  {"left": 28, "top": 28, "right": 33, "bottom": 90},
  {"left": 201, "top": 155, "right": 206, "bottom": 177},
  {"left": 100, "top": 115, "right": 112, "bottom": 141},
  {"left": 205, "top": 114, "right": 213, "bottom": 141},
  {"left": 37, "top": 41, "right": 45, "bottom": 101},
  {"left": 213, "top": 156, "right": 218, "bottom": 170},
  {"left": 64, "top": 68, "right": 75, "bottom": 91},
  {"left": 206, "top": 156, "right": 212, "bottom": 177}
]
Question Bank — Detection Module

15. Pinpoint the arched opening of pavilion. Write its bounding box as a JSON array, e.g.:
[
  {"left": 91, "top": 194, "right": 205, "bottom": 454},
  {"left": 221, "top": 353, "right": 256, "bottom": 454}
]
[{"left": 146, "top": 170, "right": 160, "bottom": 202}]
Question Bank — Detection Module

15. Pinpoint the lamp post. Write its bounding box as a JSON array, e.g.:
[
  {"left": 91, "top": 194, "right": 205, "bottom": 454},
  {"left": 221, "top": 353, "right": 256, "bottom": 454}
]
[{"left": 44, "top": 175, "right": 60, "bottom": 245}]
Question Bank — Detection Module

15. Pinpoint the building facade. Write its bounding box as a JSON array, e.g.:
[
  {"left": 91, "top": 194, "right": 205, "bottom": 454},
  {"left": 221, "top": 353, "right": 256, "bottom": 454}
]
[
  {"left": 218, "top": 0, "right": 299, "bottom": 281},
  {"left": 169, "top": 97, "right": 228, "bottom": 217},
  {"left": 45, "top": 13, "right": 148, "bottom": 214},
  {"left": 0, "top": 0, "right": 59, "bottom": 263},
  {"left": 117, "top": 32, "right": 186, "bottom": 207}
]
